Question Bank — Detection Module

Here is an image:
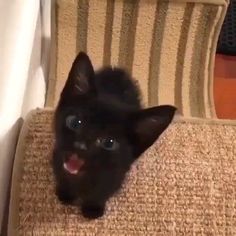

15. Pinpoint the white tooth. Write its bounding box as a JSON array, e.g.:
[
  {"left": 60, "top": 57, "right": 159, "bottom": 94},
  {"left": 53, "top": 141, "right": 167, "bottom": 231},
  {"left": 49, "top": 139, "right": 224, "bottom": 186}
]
[{"left": 63, "top": 163, "right": 78, "bottom": 175}]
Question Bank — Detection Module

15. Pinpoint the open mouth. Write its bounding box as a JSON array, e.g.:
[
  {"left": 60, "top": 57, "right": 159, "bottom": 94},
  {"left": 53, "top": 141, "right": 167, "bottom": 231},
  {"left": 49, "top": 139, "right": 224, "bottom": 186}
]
[{"left": 63, "top": 153, "right": 85, "bottom": 175}]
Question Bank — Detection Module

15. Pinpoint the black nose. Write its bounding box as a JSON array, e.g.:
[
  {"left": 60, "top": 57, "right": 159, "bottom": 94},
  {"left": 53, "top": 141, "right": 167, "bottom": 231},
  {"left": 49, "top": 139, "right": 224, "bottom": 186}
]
[{"left": 74, "top": 141, "right": 87, "bottom": 150}]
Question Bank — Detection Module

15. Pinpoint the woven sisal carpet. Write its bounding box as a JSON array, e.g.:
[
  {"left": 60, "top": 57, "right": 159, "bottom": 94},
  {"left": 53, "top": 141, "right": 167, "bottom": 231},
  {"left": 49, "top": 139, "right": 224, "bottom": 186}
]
[
  {"left": 47, "top": 0, "right": 228, "bottom": 118},
  {"left": 8, "top": 109, "right": 236, "bottom": 235}
]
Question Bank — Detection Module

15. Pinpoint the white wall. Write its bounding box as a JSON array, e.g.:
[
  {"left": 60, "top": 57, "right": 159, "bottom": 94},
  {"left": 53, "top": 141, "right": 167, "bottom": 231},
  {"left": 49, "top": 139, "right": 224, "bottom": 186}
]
[{"left": 0, "top": 0, "right": 48, "bottom": 229}]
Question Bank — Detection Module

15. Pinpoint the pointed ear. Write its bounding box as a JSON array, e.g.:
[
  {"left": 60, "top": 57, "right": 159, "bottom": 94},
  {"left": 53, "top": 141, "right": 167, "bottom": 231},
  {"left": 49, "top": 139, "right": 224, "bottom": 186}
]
[
  {"left": 60, "top": 52, "right": 95, "bottom": 100},
  {"left": 130, "top": 105, "right": 176, "bottom": 156}
]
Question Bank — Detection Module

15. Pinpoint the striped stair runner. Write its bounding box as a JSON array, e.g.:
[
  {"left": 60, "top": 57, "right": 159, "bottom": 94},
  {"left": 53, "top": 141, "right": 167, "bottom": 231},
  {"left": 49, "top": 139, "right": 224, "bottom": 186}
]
[{"left": 46, "top": 0, "right": 228, "bottom": 118}]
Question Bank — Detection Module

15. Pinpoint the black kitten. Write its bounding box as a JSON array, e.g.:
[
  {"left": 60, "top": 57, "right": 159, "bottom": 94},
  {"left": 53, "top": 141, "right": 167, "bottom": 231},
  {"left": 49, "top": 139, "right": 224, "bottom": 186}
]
[{"left": 52, "top": 52, "right": 176, "bottom": 219}]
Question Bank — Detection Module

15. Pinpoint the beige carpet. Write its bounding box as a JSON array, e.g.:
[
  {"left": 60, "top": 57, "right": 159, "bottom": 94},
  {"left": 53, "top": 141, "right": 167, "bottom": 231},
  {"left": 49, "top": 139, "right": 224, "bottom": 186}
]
[
  {"left": 46, "top": 0, "right": 228, "bottom": 118},
  {"left": 8, "top": 109, "right": 236, "bottom": 235}
]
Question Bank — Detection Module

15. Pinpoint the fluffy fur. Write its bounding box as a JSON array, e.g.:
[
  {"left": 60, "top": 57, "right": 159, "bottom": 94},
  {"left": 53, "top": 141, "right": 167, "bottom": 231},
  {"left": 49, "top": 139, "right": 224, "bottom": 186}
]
[{"left": 52, "top": 52, "right": 176, "bottom": 219}]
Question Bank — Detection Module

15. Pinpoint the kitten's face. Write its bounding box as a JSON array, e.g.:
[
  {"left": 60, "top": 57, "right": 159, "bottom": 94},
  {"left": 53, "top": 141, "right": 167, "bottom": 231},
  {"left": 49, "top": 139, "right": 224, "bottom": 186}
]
[
  {"left": 53, "top": 52, "right": 176, "bottom": 213},
  {"left": 55, "top": 99, "right": 135, "bottom": 178}
]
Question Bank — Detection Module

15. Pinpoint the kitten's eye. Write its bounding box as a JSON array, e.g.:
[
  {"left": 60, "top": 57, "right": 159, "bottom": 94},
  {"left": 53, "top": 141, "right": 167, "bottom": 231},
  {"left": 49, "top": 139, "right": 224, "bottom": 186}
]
[
  {"left": 96, "top": 138, "right": 119, "bottom": 151},
  {"left": 66, "top": 115, "right": 82, "bottom": 130}
]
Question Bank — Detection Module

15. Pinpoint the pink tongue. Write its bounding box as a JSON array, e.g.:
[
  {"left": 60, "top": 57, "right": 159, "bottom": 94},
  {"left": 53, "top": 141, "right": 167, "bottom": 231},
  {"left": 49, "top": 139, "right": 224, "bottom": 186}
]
[{"left": 63, "top": 154, "right": 84, "bottom": 175}]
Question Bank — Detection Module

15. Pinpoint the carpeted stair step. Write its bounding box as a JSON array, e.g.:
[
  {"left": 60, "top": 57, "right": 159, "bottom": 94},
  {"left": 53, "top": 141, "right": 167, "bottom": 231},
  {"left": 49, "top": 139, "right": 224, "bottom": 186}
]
[{"left": 8, "top": 109, "right": 236, "bottom": 235}]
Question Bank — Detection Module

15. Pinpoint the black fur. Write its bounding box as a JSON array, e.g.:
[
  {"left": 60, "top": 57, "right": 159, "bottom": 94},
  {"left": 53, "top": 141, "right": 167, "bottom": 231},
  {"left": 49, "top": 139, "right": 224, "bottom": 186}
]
[{"left": 52, "top": 52, "right": 176, "bottom": 219}]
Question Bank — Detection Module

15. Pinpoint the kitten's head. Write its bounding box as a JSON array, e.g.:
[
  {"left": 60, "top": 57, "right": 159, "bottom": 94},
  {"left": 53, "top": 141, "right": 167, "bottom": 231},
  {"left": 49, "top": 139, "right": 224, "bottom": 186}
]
[{"left": 54, "top": 52, "right": 176, "bottom": 180}]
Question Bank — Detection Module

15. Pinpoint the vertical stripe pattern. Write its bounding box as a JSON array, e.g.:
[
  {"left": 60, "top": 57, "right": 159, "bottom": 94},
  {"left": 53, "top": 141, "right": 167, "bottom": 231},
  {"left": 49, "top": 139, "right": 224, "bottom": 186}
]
[
  {"left": 189, "top": 6, "right": 210, "bottom": 117},
  {"left": 207, "top": 6, "right": 224, "bottom": 118},
  {"left": 46, "top": 0, "right": 228, "bottom": 119},
  {"left": 157, "top": 3, "right": 186, "bottom": 106},
  {"left": 103, "top": 0, "right": 115, "bottom": 66},
  {"left": 148, "top": 1, "right": 169, "bottom": 107},
  {"left": 87, "top": 0, "right": 107, "bottom": 69},
  {"left": 181, "top": 4, "right": 204, "bottom": 117},
  {"left": 76, "top": 0, "right": 89, "bottom": 53},
  {"left": 118, "top": 0, "right": 139, "bottom": 73},
  {"left": 132, "top": 0, "right": 156, "bottom": 106},
  {"left": 175, "top": 3, "right": 194, "bottom": 115},
  {"left": 189, "top": 5, "right": 218, "bottom": 117},
  {"left": 110, "top": 0, "right": 124, "bottom": 66},
  {"left": 45, "top": 1, "right": 58, "bottom": 106},
  {"left": 201, "top": 6, "right": 219, "bottom": 118},
  {"left": 54, "top": 0, "right": 78, "bottom": 105}
]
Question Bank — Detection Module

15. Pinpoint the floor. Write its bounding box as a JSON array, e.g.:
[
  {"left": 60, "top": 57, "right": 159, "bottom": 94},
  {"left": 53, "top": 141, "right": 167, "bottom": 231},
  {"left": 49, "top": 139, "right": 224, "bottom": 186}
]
[{"left": 214, "top": 54, "right": 236, "bottom": 119}]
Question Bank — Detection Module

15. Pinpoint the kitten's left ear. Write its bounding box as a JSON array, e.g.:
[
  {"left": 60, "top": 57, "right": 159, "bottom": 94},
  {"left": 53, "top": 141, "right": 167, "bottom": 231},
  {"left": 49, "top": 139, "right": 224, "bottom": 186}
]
[
  {"left": 129, "top": 105, "right": 176, "bottom": 156},
  {"left": 61, "top": 52, "right": 95, "bottom": 100}
]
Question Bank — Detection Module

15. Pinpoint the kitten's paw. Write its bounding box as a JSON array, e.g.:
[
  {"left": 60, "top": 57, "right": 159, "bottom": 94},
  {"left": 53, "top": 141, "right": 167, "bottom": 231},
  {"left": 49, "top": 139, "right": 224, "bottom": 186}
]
[
  {"left": 56, "top": 187, "right": 75, "bottom": 205},
  {"left": 81, "top": 204, "right": 105, "bottom": 219}
]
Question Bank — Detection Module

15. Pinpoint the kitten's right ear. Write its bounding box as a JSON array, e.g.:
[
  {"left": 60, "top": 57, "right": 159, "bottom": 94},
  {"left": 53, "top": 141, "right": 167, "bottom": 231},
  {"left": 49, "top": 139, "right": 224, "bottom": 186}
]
[
  {"left": 61, "top": 52, "right": 95, "bottom": 99},
  {"left": 129, "top": 105, "right": 176, "bottom": 156}
]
